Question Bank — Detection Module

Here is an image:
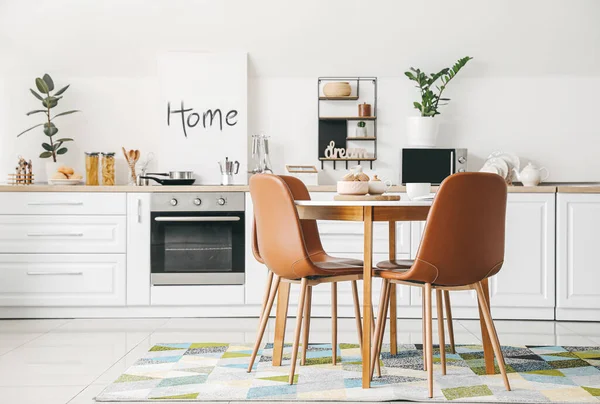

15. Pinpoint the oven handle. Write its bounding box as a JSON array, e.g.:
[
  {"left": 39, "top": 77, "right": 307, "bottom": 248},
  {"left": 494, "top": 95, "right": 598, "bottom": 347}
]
[{"left": 154, "top": 216, "right": 241, "bottom": 222}]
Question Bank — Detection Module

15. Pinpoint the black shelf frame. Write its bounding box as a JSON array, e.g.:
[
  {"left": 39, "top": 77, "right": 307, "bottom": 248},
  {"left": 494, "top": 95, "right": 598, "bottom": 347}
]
[{"left": 318, "top": 77, "right": 378, "bottom": 170}]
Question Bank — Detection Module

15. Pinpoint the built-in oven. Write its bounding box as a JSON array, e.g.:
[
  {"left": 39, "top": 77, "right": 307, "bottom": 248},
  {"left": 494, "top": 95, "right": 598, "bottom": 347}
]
[
  {"left": 401, "top": 148, "right": 468, "bottom": 185},
  {"left": 150, "top": 192, "right": 245, "bottom": 286}
]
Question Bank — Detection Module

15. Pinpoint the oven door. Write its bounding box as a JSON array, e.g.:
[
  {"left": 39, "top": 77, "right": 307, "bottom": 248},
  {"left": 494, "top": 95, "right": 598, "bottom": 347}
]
[
  {"left": 150, "top": 211, "right": 245, "bottom": 285},
  {"left": 402, "top": 148, "right": 456, "bottom": 185}
]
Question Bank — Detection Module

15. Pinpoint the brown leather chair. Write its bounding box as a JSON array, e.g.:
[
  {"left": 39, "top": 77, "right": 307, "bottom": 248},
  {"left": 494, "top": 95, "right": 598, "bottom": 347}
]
[
  {"left": 248, "top": 174, "right": 365, "bottom": 384},
  {"left": 371, "top": 172, "right": 511, "bottom": 398},
  {"left": 251, "top": 175, "right": 365, "bottom": 368}
]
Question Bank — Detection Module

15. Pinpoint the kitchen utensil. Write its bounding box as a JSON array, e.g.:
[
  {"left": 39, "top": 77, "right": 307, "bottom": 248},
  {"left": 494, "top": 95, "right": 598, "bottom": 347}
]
[
  {"left": 337, "top": 181, "right": 368, "bottom": 195},
  {"left": 513, "top": 163, "right": 549, "bottom": 186},
  {"left": 146, "top": 171, "right": 194, "bottom": 180},
  {"left": 249, "top": 134, "right": 273, "bottom": 174},
  {"left": 140, "top": 176, "right": 196, "bottom": 186},
  {"left": 218, "top": 158, "right": 240, "bottom": 185},
  {"left": 122, "top": 147, "right": 141, "bottom": 185}
]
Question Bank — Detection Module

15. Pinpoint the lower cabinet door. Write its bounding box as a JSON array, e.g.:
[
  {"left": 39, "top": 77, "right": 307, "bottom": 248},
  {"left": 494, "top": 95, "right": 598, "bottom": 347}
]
[{"left": 0, "top": 254, "right": 126, "bottom": 306}]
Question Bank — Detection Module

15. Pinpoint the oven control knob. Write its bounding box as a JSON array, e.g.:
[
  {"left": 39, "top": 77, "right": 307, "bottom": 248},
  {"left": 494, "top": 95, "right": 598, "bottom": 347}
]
[
  {"left": 458, "top": 168, "right": 466, "bottom": 173},
  {"left": 217, "top": 197, "right": 226, "bottom": 206},
  {"left": 458, "top": 156, "right": 467, "bottom": 164},
  {"left": 193, "top": 198, "right": 202, "bottom": 206},
  {"left": 170, "top": 198, "right": 178, "bottom": 206}
]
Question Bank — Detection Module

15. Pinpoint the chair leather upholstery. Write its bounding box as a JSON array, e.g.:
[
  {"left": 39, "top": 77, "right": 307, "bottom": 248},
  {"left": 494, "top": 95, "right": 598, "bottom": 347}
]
[
  {"left": 250, "top": 174, "right": 363, "bottom": 279},
  {"left": 376, "top": 259, "right": 414, "bottom": 271},
  {"left": 377, "top": 172, "right": 507, "bottom": 286}
]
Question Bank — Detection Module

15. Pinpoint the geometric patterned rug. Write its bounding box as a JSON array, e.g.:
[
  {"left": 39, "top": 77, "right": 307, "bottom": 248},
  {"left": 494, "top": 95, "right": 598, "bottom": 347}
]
[{"left": 95, "top": 343, "right": 600, "bottom": 402}]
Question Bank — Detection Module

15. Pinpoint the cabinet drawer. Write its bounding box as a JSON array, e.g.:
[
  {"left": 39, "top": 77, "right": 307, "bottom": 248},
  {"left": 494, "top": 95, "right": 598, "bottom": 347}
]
[
  {"left": 318, "top": 220, "right": 411, "bottom": 255},
  {"left": 0, "top": 192, "right": 126, "bottom": 215},
  {"left": 0, "top": 254, "right": 125, "bottom": 306},
  {"left": 0, "top": 216, "right": 126, "bottom": 253}
]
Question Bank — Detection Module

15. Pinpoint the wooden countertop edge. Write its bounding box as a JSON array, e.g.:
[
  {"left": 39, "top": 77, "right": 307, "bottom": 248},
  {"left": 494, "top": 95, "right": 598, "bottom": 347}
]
[
  {"left": 557, "top": 186, "right": 600, "bottom": 193},
  {"left": 0, "top": 184, "right": 558, "bottom": 193}
]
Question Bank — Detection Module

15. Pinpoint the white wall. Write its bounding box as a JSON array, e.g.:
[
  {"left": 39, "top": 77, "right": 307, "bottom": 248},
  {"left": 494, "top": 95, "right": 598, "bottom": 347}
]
[{"left": 1, "top": 0, "right": 599, "bottom": 184}]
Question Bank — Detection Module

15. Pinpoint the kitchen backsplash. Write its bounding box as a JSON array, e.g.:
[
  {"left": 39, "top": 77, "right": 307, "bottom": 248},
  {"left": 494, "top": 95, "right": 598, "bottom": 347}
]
[{"left": 1, "top": 75, "right": 599, "bottom": 185}]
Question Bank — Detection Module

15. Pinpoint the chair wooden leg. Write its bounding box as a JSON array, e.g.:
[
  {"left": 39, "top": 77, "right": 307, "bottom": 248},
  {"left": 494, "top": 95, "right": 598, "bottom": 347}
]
[
  {"left": 370, "top": 305, "right": 381, "bottom": 376},
  {"left": 248, "top": 275, "right": 281, "bottom": 372},
  {"left": 332, "top": 282, "right": 338, "bottom": 365},
  {"left": 258, "top": 271, "right": 274, "bottom": 324},
  {"left": 444, "top": 290, "right": 456, "bottom": 354},
  {"left": 389, "top": 284, "right": 398, "bottom": 355},
  {"left": 475, "top": 282, "right": 511, "bottom": 391},
  {"left": 436, "top": 289, "right": 447, "bottom": 375},
  {"left": 376, "top": 281, "right": 391, "bottom": 378},
  {"left": 424, "top": 283, "right": 434, "bottom": 398},
  {"left": 289, "top": 278, "right": 308, "bottom": 384},
  {"left": 272, "top": 282, "right": 291, "bottom": 366},
  {"left": 301, "top": 285, "right": 312, "bottom": 366},
  {"left": 422, "top": 290, "right": 427, "bottom": 371},
  {"left": 370, "top": 279, "right": 389, "bottom": 379},
  {"left": 351, "top": 280, "right": 363, "bottom": 351}
]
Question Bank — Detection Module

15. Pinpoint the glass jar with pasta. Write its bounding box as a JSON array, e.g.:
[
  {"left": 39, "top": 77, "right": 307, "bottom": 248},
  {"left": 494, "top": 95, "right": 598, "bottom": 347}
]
[
  {"left": 85, "top": 152, "right": 100, "bottom": 185},
  {"left": 101, "top": 152, "right": 116, "bottom": 185}
]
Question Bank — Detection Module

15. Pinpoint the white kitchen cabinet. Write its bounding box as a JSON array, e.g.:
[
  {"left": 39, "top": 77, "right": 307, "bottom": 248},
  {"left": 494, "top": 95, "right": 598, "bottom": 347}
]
[
  {"left": 0, "top": 254, "right": 126, "bottom": 306},
  {"left": 126, "top": 193, "right": 151, "bottom": 306},
  {"left": 0, "top": 192, "right": 126, "bottom": 215},
  {"left": 0, "top": 215, "right": 126, "bottom": 253},
  {"left": 556, "top": 193, "right": 600, "bottom": 320},
  {"left": 409, "top": 193, "right": 556, "bottom": 320}
]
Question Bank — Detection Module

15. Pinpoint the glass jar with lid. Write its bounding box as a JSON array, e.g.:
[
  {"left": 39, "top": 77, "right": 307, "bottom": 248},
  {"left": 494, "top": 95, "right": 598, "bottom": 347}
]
[
  {"left": 85, "top": 152, "right": 99, "bottom": 185},
  {"left": 101, "top": 152, "right": 116, "bottom": 185}
]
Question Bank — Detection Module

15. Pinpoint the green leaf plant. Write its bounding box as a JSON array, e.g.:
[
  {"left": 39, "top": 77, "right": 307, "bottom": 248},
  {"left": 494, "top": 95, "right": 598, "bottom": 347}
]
[
  {"left": 405, "top": 56, "right": 473, "bottom": 117},
  {"left": 17, "top": 73, "right": 80, "bottom": 162}
]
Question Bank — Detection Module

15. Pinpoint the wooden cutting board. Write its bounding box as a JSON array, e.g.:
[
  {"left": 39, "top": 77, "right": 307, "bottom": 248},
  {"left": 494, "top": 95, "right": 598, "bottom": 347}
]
[{"left": 333, "top": 194, "right": 400, "bottom": 201}]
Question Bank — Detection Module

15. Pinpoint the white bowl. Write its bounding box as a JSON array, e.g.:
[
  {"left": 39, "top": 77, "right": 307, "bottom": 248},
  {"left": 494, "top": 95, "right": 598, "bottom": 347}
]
[{"left": 337, "top": 181, "right": 368, "bottom": 195}]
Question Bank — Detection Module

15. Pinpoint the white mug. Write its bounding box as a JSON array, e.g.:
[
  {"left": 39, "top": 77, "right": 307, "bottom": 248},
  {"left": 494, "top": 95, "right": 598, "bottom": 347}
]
[{"left": 406, "top": 183, "right": 431, "bottom": 200}]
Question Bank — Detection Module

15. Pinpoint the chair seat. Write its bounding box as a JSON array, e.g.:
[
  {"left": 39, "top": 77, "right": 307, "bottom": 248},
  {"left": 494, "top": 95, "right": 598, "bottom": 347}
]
[
  {"left": 312, "top": 252, "right": 363, "bottom": 267},
  {"left": 376, "top": 259, "right": 414, "bottom": 270}
]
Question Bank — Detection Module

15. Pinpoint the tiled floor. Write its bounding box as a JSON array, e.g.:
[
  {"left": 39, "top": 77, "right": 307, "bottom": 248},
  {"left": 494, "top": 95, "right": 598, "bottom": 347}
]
[{"left": 0, "top": 317, "right": 598, "bottom": 403}]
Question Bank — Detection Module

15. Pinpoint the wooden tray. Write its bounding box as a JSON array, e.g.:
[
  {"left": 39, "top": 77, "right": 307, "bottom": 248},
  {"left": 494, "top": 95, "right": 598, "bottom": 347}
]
[{"left": 334, "top": 194, "right": 400, "bottom": 201}]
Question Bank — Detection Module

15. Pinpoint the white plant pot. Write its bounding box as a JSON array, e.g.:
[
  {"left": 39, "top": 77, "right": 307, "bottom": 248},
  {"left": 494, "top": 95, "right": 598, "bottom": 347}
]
[
  {"left": 355, "top": 126, "right": 368, "bottom": 138},
  {"left": 407, "top": 116, "right": 439, "bottom": 147},
  {"left": 45, "top": 160, "right": 61, "bottom": 182}
]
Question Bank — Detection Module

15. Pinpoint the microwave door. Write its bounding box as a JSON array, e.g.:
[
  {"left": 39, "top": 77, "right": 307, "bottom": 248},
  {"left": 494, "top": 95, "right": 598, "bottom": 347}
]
[{"left": 402, "top": 148, "right": 454, "bottom": 185}]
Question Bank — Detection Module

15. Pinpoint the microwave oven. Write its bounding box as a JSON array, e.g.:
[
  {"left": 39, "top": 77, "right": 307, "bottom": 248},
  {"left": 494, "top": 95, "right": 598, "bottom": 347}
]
[{"left": 401, "top": 148, "right": 467, "bottom": 185}]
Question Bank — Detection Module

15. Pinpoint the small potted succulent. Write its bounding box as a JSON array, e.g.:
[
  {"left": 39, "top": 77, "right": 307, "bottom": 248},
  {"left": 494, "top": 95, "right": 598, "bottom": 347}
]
[
  {"left": 405, "top": 56, "right": 472, "bottom": 146},
  {"left": 356, "top": 121, "right": 367, "bottom": 137},
  {"left": 17, "top": 73, "right": 80, "bottom": 179}
]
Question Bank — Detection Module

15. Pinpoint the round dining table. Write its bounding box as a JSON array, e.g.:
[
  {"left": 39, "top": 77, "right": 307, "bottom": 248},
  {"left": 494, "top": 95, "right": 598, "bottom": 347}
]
[{"left": 269, "top": 199, "right": 496, "bottom": 389}]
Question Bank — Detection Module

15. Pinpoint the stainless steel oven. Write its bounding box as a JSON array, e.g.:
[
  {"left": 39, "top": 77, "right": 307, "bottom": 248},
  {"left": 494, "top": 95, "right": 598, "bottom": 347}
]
[{"left": 150, "top": 192, "right": 245, "bottom": 286}]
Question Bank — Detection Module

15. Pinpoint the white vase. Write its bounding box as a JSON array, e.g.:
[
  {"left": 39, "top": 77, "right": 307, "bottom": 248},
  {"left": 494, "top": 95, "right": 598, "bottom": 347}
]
[
  {"left": 407, "top": 116, "right": 439, "bottom": 147},
  {"left": 45, "top": 160, "right": 61, "bottom": 182}
]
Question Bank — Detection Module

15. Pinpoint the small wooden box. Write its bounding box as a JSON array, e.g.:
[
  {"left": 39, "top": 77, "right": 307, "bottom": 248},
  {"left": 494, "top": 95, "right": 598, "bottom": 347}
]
[{"left": 285, "top": 165, "right": 318, "bottom": 186}]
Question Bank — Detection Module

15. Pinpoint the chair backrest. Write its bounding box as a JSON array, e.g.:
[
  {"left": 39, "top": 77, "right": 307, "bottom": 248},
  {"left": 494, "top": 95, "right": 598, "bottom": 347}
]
[
  {"left": 249, "top": 174, "right": 316, "bottom": 279},
  {"left": 410, "top": 172, "right": 508, "bottom": 286},
  {"left": 251, "top": 175, "right": 325, "bottom": 263}
]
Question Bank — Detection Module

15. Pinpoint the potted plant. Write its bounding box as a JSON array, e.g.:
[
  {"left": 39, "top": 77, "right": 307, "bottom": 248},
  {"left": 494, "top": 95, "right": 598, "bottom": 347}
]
[
  {"left": 356, "top": 121, "right": 367, "bottom": 137},
  {"left": 405, "top": 56, "right": 472, "bottom": 146},
  {"left": 17, "top": 73, "right": 80, "bottom": 179}
]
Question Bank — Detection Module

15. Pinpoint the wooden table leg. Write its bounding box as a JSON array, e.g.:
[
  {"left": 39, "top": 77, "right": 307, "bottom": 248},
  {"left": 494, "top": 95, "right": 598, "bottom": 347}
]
[
  {"left": 362, "top": 206, "right": 374, "bottom": 388},
  {"left": 478, "top": 278, "right": 495, "bottom": 374},
  {"left": 272, "top": 281, "right": 291, "bottom": 366},
  {"left": 388, "top": 221, "right": 398, "bottom": 356}
]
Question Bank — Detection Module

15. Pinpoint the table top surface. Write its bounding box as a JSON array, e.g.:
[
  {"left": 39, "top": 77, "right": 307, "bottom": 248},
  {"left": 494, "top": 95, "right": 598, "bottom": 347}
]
[{"left": 295, "top": 200, "right": 433, "bottom": 207}]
